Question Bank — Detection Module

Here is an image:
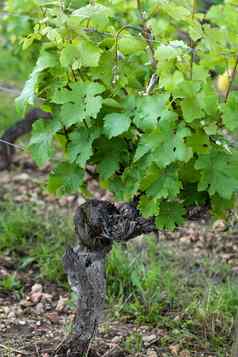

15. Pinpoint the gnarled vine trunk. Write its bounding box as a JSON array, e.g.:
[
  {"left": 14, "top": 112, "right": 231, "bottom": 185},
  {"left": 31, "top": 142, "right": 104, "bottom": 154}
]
[{"left": 55, "top": 199, "right": 156, "bottom": 356}]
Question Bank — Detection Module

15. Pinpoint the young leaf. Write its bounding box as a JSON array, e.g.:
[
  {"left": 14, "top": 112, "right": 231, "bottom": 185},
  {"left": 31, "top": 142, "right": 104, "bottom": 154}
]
[
  {"left": 68, "top": 127, "right": 101, "bottom": 168},
  {"left": 195, "top": 150, "right": 238, "bottom": 199},
  {"left": 181, "top": 97, "right": 204, "bottom": 123},
  {"left": 78, "top": 40, "right": 102, "bottom": 67},
  {"left": 29, "top": 118, "right": 61, "bottom": 167},
  {"left": 132, "top": 94, "right": 170, "bottom": 131},
  {"left": 103, "top": 113, "right": 131, "bottom": 138},
  {"left": 53, "top": 82, "right": 105, "bottom": 127},
  {"left": 138, "top": 196, "right": 159, "bottom": 218},
  {"left": 48, "top": 162, "right": 84, "bottom": 195},
  {"left": 155, "top": 201, "right": 185, "bottom": 230},
  {"left": 221, "top": 93, "right": 238, "bottom": 131},
  {"left": 146, "top": 168, "right": 182, "bottom": 200},
  {"left": 16, "top": 52, "right": 57, "bottom": 113}
]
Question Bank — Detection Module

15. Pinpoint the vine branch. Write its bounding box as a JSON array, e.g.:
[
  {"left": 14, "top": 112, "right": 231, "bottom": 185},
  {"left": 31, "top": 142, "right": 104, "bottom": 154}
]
[
  {"left": 136, "top": 0, "right": 158, "bottom": 94},
  {"left": 113, "top": 25, "right": 141, "bottom": 85},
  {"left": 136, "top": 0, "right": 157, "bottom": 71}
]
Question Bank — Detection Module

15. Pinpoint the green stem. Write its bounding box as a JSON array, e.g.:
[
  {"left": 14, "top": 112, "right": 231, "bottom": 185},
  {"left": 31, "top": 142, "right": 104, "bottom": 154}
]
[
  {"left": 190, "top": 0, "right": 196, "bottom": 80},
  {"left": 225, "top": 54, "right": 238, "bottom": 103},
  {"left": 136, "top": 0, "right": 157, "bottom": 71},
  {"left": 192, "top": 0, "right": 196, "bottom": 20},
  {"left": 113, "top": 25, "right": 140, "bottom": 84}
]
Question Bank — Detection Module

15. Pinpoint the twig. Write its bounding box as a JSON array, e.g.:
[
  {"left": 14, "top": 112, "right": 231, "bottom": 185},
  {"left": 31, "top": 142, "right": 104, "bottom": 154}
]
[
  {"left": 113, "top": 25, "right": 140, "bottom": 84},
  {"left": 0, "top": 138, "right": 25, "bottom": 150},
  {"left": 0, "top": 85, "right": 21, "bottom": 96},
  {"left": 0, "top": 343, "right": 28, "bottom": 356},
  {"left": 102, "top": 345, "right": 122, "bottom": 357},
  {"left": 136, "top": 0, "right": 157, "bottom": 71},
  {"left": 144, "top": 73, "right": 159, "bottom": 96},
  {"left": 225, "top": 54, "right": 238, "bottom": 103},
  {"left": 136, "top": 0, "right": 158, "bottom": 94}
]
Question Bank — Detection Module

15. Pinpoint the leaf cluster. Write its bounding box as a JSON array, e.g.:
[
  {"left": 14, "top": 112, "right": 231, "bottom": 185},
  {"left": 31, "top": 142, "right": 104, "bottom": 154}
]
[{"left": 12, "top": 0, "right": 238, "bottom": 229}]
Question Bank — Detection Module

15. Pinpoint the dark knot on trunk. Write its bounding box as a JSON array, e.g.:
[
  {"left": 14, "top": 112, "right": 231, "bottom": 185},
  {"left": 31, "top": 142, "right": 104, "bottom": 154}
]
[{"left": 74, "top": 199, "right": 156, "bottom": 252}]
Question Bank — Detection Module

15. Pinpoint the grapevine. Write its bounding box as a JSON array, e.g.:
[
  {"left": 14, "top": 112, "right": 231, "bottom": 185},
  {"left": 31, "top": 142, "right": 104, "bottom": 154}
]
[{"left": 5, "top": 0, "right": 238, "bottom": 227}]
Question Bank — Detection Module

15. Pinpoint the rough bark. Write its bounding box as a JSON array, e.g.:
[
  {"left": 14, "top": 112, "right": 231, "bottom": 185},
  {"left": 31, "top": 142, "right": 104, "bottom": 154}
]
[
  {"left": 55, "top": 199, "right": 157, "bottom": 356},
  {"left": 0, "top": 108, "right": 51, "bottom": 170},
  {"left": 58, "top": 247, "right": 107, "bottom": 356}
]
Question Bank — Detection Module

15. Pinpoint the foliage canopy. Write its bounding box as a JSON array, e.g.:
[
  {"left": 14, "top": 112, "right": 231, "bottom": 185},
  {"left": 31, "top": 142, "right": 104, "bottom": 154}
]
[{"left": 2, "top": 0, "right": 238, "bottom": 229}]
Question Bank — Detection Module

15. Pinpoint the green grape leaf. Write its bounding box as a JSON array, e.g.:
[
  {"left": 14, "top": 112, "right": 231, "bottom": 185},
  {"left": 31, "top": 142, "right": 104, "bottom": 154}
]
[
  {"left": 51, "top": 88, "right": 75, "bottom": 104},
  {"left": 211, "top": 194, "right": 235, "bottom": 218},
  {"left": 172, "top": 80, "right": 201, "bottom": 99},
  {"left": 53, "top": 82, "right": 105, "bottom": 126},
  {"left": 159, "top": 70, "right": 184, "bottom": 92},
  {"left": 135, "top": 114, "right": 192, "bottom": 168},
  {"left": 103, "top": 113, "right": 131, "bottom": 138},
  {"left": 78, "top": 39, "right": 102, "bottom": 67},
  {"left": 96, "top": 138, "right": 128, "bottom": 179},
  {"left": 187, "top": 131, "right": 210, "bottom": 153},
  {"left": 102, "top": 98, "right": 122, "bottom": 109},
  {"left": 132, "top": 94, "right": 170, "bottom": 131},
  {"left": 109, "top": 156, "right": 150, "bottom": 201},
  {"left": 28, "top": 118, "right": 61, "bottom": 167},
  {"left": 164, "top": 4, "right": 190, "bottom": 21},
  {"left": 69, "top": 4, "right": 112, "bottom": 30},
  {"left": 204, "top": 122, "right": 218, "bottom": 135},
  {"left": 86, "top": 94, "right": 103, "bottom": 119},
  {"left": 146, "top": 168, "right": 182, "bottom": 199},
  {"left": 134, "top": 111, "right": 177, "bottom": 163},
  {"left": 198, "top": 82, "right": 219, "bottom": 116},
  {"left": 181, "top": 97, "right": 204, "bottom": 123},
  {"left": 120, "top": 166, "right": 143, "bottom": 200},
  {"left": 119, "top": 35, "right": 146, "bottom": 55},
  {"left": 71, "top": 4, "right": 112, "bottom": 22},
  {"left": 48, "top": 162, "right": 84, "bottom": 195},
  {"left": 221, "top": 93, "right": 238, "bottom": 131},
  {"left": 99, "top": 159, "right": 120, "bottom": 180},
  {"left": 90, "top": 52, "right": 114, "bottom": 87},
  {"left": 60, "top": 40, "right": 101, "bottom": 68},
  {"left": 155, "top": 201, "right": 185, "bottom": 230},
  {"left": 195, "top": 150, "right": 238, "bottom": 199},
  {"left": 156, "top": 44, "right": 178, "bottom": 62},
  {"left": 181, "top": 183, "right": 208, "bottom": 207},
  {"left": 138, "top": 196, "right": 159, "bottom": 218},
  {"left": 60, "top": 103, "right": 85, "bottom": 128},
  {"left": 16, "top": 75, "right": 37, "bottom": 112},
  {"left": 156, "top": 41, "right": 189, "bottom": 63},
  {"left": 188, "top": 21, "right": 203, "bottom": 41},
  {"left": 192, "top": 64, "right": 209, "bottom": 82},
  {"left": 60, "top": 44, "right": 79, "bottom": 68},
  {"left": 68, "top": 127, "right": 101, "bottom": 168},
  {"left": 53, "top": 82, "right": 105, "bottom": 104},
  {"left": 108, "top": 176, "right": 125, "bottom": 201},
  {"left": 16, "top": 51, "right": 57, "bottom": 112}
]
